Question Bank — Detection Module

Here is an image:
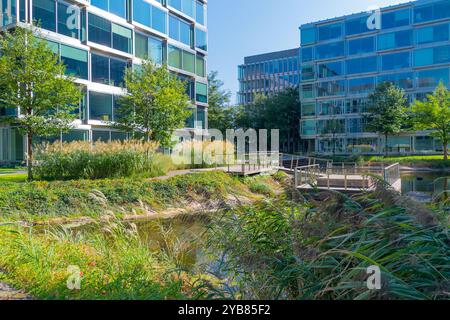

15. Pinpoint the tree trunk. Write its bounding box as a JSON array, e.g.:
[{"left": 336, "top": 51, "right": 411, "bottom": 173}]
[
  {"left": 444, "top": 139, "right": 448, "bottom": 161},
  {"left": 385, "top": 133, "right": 389, "bottom": 158},
  {"left": 27, "top": 133, "right": 33, "bottom": 181}
]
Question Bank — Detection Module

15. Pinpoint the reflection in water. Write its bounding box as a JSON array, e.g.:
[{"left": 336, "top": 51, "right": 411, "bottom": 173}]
[{"left": 401, "top": 172, "right": 450, "bottom": 195}]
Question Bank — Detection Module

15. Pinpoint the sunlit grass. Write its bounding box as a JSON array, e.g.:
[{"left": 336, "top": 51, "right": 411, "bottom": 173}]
[{"left": 0, "top": 173, "right": 27, "bottom": 183}]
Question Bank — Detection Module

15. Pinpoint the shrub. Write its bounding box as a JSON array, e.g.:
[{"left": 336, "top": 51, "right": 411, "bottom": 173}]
[
  {"left": 172, "top": 140, "right": 235, "bottom": 169},
  {"left": 34, "top": 141, "right": 175, "bottom": 180}
]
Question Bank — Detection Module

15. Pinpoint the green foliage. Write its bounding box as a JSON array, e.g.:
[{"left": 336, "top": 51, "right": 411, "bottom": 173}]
[
  {"left": 115, "top": 61, "right": 191, "bottom": 147},
  {"left": 366, "top": 155, "right": 450, "bottom": 169},
  {"left": 0, "top": 172, "right": 250, "bottom": 221},
  {"left": 0, "top": 221, "right": 191, "bottom": 299},
  {"left": 33, "top": 141, "right": 174, "bottom": 181},
  {"left": 0, "top": 173, "right": 27, "bottom": 183},
  {"left": 0, "top": 27, "right": 82, "bottom": 180},
  {"left": 237, "top": 88, "right": 301, "bottom": 153},
  {"left": 207, "top": 191, "right": 449, "bottom": 300},
  {"left": 206, "top": 71, "right": 235, "bottom": 134},
  {"left": 410, "top": 82, "right": 450, "bottom": 160},
  {"left": 365, "top": 82, "right": 409, "bottom": 156}
]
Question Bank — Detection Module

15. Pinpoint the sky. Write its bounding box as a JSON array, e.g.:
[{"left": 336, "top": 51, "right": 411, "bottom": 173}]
[{"left": 207, "top": 0, "right": 413, "bottom": 104}]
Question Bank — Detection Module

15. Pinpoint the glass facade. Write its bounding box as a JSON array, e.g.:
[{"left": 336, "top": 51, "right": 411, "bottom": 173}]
[
  {"left": 299, "top": 0, "right": 450, "bottom": 155},
  {"left": 1, "top": 0, "right": 208, "bottom": 162},
  {"left": 238, "top": 48, "right": 300, "bottom": 105}
]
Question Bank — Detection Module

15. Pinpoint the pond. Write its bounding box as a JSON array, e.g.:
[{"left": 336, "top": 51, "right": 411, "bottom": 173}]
[{"left": 401, "top": 171, "right": 450, "bottom": 196}]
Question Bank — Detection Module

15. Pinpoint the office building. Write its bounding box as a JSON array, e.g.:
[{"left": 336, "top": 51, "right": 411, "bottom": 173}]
[
  {"left": 299, "top": 0, "right": 449, "bottom": 154},
  {"left": 0, "top": 0, "right": 208, "bottom": 163}
]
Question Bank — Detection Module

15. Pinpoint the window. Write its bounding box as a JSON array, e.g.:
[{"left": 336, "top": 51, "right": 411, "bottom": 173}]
[
  {"left": 381, "top": 52, "right": 410, "bottom": 71},
  {"left": 301, "top": 84, "right": 314, "bottom": 99},
  {"left": 196, "top": 56, "right": 206, "bottom": 77},
  {"left": 301, "top": 47, "right": 313, "bottom": 62},
  {"left": 135, "top": 34, "right": 164, "bottom": 64},
  {"left": 196, "top": 82, "right": 207, "bottom": 103},
  {"left": 318, "top": 101, "right": 344, "bottom": 115},
  {"left": 318, "top": 61, "right": 343, "bottom": 78},
  {"left": 315, "top": 41, "right": 345, "bottom": 60},
  {"left": 33, "top": 0, "right": 56, "bottom": 32},
  {"left": 378, "top": 30, "right": 413, "bottom": 50},
  {"left": 378, "top": 72, "right": 413, "bottom": 89},
  {"left": 302, "top": 103, "right": 316, "bottom": 116},
  {"left": 416, "top": 68, "right": 449, "bottom": 88},
  {"left": 346, "top": 56, "right": 378, "bottom": 75},
  {"left": 60, "top": 45, "right": 88, "bottom": 80},
  {"left": 91, "top": 0, "right": 127, "bottom": 19},
  {"left": 168, "top": 45, "right": 195, "bottom": 73},
  {"left": 414, "top": 45, "right": 450, "bottom": 66},
  {"left": 112, "top": 23, "right": 132, "bottom": 53},
  {"left": 133, "top": 0, "right": 167, "bottom": 34},
  {"left": 301, "top": 120, "right": 316, "bottom": 135},
  {"left": 414, "top": 0, "right": 450, "bottom": 24},
  {"left": 348, "top": 37, "right": 375, "bottom": 55},
  {"left": 88, "top": 13, "right": 111, "bottom": 47},
  {"left": 301, "top": 65, "right": 315, "bottom": 81},
  {"left": 417, "top": 24, "right": 449, "bottom": 44},
  {"left": 169, "top": 0, "right": 194, "bottom": 18},
  {"left": 348, "top": 77, "right": 375, "bottom": 94},
  {"left": 318, "top": 23, "right": 342, "bottom": 41},
  {"left": 301, "top": 27, "right": 316, "bottom": 45},
  {"left": 345, "top": 16, "right": 371, "bottom": 36},
  {"left": 89, "top": 92, "right": 113, "bottom": 121},
  {"left": 196, "top": 1, "right": 205, "bottom": 25},
  {"left": 92, "top": 130, "right": 111, "bottom": 142},
  {"left": 195, "top": 28, "right": 207, "bottom": 51},
  {"left": 317, "top": 80, "right": 345, "bottom": 97},
  {"left": 382, "top": 9, "right": 410, "bottom": 29},
  {"left": 169, "top": 15, "right": 192, "bottom": 46},
  {"left": 91, "top": 54, "right": 127, "bottom": 86},
  {"left": 57, "top": 2, "right": 79, "bottom": 39}
]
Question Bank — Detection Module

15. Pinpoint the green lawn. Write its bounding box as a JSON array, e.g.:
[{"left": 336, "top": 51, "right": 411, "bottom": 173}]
[
  {"left": 0, "top": 173, "right": 27, "bottom": 183},
  {"left": 365, "top": 155, "right": 450, "bottom": 169}
]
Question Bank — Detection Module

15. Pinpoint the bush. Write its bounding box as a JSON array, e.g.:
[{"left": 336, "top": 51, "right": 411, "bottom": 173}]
[{"left": 34, "top": 141, "right": 175, "bottom": 180}]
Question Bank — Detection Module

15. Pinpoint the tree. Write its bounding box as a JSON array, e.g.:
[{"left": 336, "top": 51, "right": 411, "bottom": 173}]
[
  {"left": 0, "top": 27, "right": 82, "bottom": 180},
  {"left": 206, "top": 71, "right": 235, "bottom": 134},
  {"left": 410, "top": 82, "right": 450, "bottom": 160},
  {"left": 365, "top": 82, "right": 408, "bottom": 157},
  {"left": 115, "top": 60, "right": 191, "bottom": 147}
]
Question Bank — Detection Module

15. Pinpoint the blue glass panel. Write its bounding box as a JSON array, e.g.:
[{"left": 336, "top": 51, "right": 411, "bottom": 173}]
[
  {"left": 414, "top": 0, "right": 450, "bottom": 23},
  {"left": 416, "top": 68, "right": 449, "bottom": 88},
  {"left": 318, "top": 61, "right": 343, "bottom": 78},
  {"left": 315, "top": 41, "right": 345, "bottom": 60},
  {"left": 345, "top": 16, "right": 371, "bottom": 36},
  {"left": 417, "top": 23, "right": 449, "bottom": 44},
  {"left": 382, "top": 9, "right": 410, "bottom": 29},
  {"left": 381, "top": 52, "right": 410, "bottom": 71},
  {"left": 301, "top": 47, "right": 313, "bottom": 62},
  {"left": 301, "top": 27, "right": 316, "bottom": 45},
  {"left": 378, "top": 72, "right": 413, "bottom": 89},
  {"left": 346, "top": 56, "right": 378, "bottom": 75},
  {"left": 317, "top": 80, "right": 346, "bottom": 97},
  {"left": 378, "top": 30, "right": 413, "bottom": 50},
  {"left": 318, "top": 23, "right": 342, "bottom": 41},
  {"left": 348, "top": 37, "right": 375, "bottom": 55},
  {"left": 348, "top": 77, "right": 375, "bottom": 94}
]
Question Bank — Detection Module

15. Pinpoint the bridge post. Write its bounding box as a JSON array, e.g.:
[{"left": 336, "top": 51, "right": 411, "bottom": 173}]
[{"left": 294, "top": 168, "right": 298, "bottom": 187}]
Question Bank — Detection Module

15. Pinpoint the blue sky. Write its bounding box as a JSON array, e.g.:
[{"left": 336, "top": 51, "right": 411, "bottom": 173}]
[{"left": 207, "top": 0, "right": 412, "bottom": 104}]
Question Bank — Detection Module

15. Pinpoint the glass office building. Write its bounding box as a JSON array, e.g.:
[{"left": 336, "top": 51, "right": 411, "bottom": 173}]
[
  {"left": 238, "top": 48, "right": 300, "bottom": 105},
  {"left": 299, "top": 0, "right": 449, "bottom": 155},
  {"left": 0, "top": 0, "right": 208, "bottom": 163}
]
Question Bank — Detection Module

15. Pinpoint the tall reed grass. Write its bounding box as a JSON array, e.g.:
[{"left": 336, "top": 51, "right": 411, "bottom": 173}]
[{"left": 34, "top": 141, "right": 175, "bottom": 180}]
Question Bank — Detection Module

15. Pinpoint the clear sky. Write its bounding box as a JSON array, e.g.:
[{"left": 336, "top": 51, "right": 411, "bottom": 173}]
[{"left": 207, "top": 0, "right": 413, "bottom": 104}]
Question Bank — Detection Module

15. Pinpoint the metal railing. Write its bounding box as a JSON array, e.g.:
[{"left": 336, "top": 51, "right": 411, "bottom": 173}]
[{"left": 383, "top": 163, "right": 401, "bottom": 187}]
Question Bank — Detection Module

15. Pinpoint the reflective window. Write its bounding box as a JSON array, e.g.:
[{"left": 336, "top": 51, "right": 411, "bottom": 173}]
[
  {"left": 315, "top": 41, "right": 345, "bottom": 60},
  {"left": 88, "top": 13, "right": 111, "bottom": 47},
  {"left": 1, "top": 0, "right": 17, "bottom": 26},
  {"left": 133, "top": 0, "right": 167, "bottom": 34},
  {"left": 301, "top": 65, "right": 315, "bottom": 81},
  {"left": 196, "top": 82, "right": 207, "bottom": 103},
  {"left": 196, "top": 56, "right": 206, "bottom": 77},
  {"left": 318, "top": 100, "right": 344, "bottom": 115},
  {"left": 378, "top": 72, "right": 413, "bottom": 89},
  {"left": 168, "top": 45, "right": 195, "bottom": 73},
  {"left": 378, "top": 30, "right": 413, "bottom": 50},
  {"left": 301, "top": 84, "right": 314, "bottom": 99},
  {"left": 382, "top": 9, "right": 410, "bottom": 29},
  {"left": 169, "top": 15, "right": 192, "bottom": 46},
  {"left": 301, "top": 103, "right": 316, "bottom": 116},
  {"left": 301, "top": 120, "right": 316, "bottom": 135},
  {"left": 196, "top": 1, "right": 205, "bottom": 25},
  {"left": 112, "top": 23, "right": 132, "bottom": 53},
  {"left": 135, "top": 33, "right": 164, "bottom": 64},
  {"left": 196, "top": 28, "right": 207, "bottom": 51},
  {"left": 301, "top": 47, "right": 313, "bottom": 62},
  {"left": 345, "top": 16, "right": 371, "bottom": 36},
  {"left": 348, "top": 37, "right": 375, "bottom": 55},
  {"left": 91, "top": 0, "right": 127, "bottom": 19},
  {"left": 414, "top": 0, "right": 450, "bottom": 24},
  {"left": 60, "top": 44, "right": 88, "bottom": 80},
  {"left": 301, "top": 27, "right": 316, "bottom": 45},
  {"left": 381, "top": 52, "right": 410, "bottom": 71},
  {"left": 57, "top": 2, "right": 79, "bottom": 39},
  {"left": 348, "top": 77, "right": 375, "bottom": 94},
  {"left": 417, "top": 23, "right": 449, "bottom": 44},
  {"left": 318, "top": 23, "right": 342, "bottom": 41},
  {"left": 414, "top": 45, "right": 450, "bottom": 67},
  {"left": 33, "top": 0, "right": 56, "bottom": 32},
  {"left": 416, "top": 68, "right": 449, "bottom": 88},
  {"left": 317, "top": 80, "right": 346, "bottom": 97},
  {"left": 91, "top": 54, "right": 127, "bottom": 86},
  {"left": 168, "top": 0, "right": 194, "bottom": 18},
  {"left": 89, "top": 92, "right": 113, "bottom": 121},
  {"left": 346, "top": 56, "right": 378, "bottom": 75},
  {"left": 318, "top": 61, "right": 343, "bottom": 78}
]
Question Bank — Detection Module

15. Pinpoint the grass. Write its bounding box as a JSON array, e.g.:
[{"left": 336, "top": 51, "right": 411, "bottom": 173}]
[
  {"left": 0, "top": 171, "right": 277, "bottom": 222},
  {"left": 366, "top": 155, "right": 450, "bottom": 169},
  {"left": 0, "top": 220, "right": 205, "bottom": 300},
  {"left": 0, "top": 173, "right": 27, "bottom": 183}
]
